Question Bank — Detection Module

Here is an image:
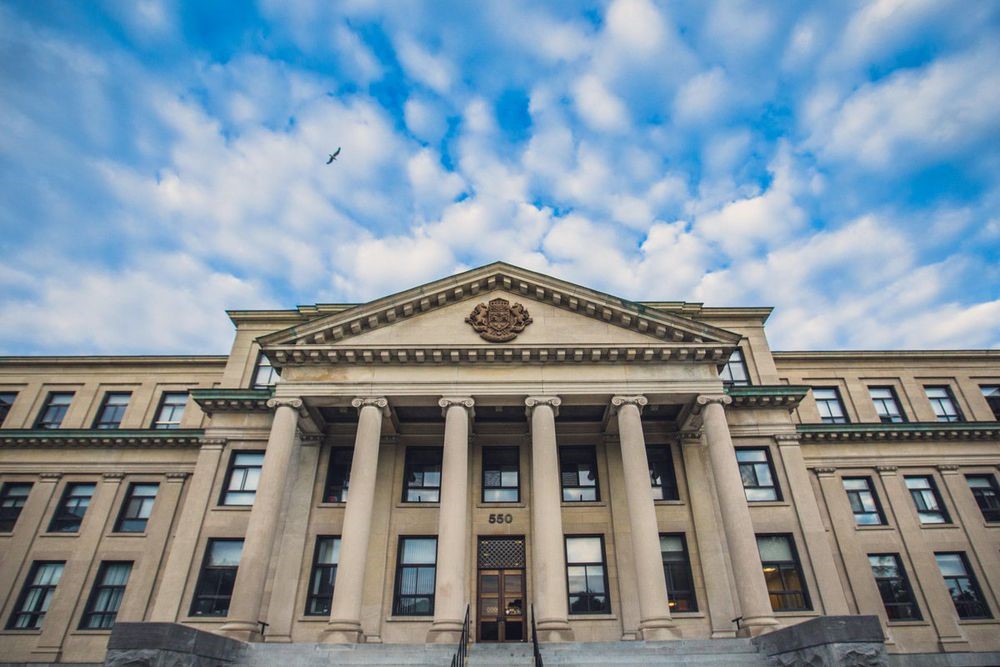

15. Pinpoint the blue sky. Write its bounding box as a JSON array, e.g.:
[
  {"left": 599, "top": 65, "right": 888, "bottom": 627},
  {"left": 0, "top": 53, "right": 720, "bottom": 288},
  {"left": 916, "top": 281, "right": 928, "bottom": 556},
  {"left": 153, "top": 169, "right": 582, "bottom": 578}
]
[{"left": 1, "top": 0, "right": 998, "bottom": 354}]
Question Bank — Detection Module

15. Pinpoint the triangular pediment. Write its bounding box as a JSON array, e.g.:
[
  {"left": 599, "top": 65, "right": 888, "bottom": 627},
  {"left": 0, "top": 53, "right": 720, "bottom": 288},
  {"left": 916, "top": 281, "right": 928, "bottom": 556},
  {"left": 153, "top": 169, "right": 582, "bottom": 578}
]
[{"left": 259, "top": 262, "right": 740, "bottom": 365}]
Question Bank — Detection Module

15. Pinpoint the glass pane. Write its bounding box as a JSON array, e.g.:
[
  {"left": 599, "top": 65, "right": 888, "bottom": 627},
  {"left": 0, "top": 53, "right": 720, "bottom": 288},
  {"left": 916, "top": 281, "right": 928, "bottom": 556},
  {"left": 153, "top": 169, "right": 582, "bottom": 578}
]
[
  {"left": 935, "top": 553, "right": 966, "bottom": 577},
  {"left": 402, "top": 538, "right": 437, "bottom": 564},
  {"left": 745, "top": 488, "right": 778, "bottom": 501},
  {"left": 480, "top": 574, "right": 498, "bottom": 593},
  {"left": 566, "top": 537, "right": 603, "bottom": 563},
  {"left": 484, "top": 488, "right": 518, "bottom": 502},
  {"left": 209, "top": 540, "right": 244, "bottom": 566},
  {"left": 660, "top": 535, "right": 682, "bottom": 554},
  {"left": 757, "top": 536, "right": 793, "bottom": 562},
  {"left": 736, "top": 450, "right": 766, "bottom": 463},
  {"left": 567, "top": 566, "right": 587, "bottom": 594},
  {"left": 316, "top": 538, "right": 340, "bottom": 564}
]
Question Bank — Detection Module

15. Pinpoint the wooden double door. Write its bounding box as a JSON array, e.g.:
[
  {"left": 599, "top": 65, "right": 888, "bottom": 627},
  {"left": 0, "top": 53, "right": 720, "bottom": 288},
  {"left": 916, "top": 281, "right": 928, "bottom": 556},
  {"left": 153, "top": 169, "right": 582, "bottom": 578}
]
[{"left": 477, "top": 537, "right": 526, "bottom": 642}]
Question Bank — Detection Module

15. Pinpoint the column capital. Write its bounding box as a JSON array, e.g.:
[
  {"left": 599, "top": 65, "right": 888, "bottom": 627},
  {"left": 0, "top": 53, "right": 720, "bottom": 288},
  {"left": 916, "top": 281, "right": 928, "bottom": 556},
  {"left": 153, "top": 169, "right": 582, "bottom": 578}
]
[
  {"left": 937, "top": 464, "right": 961, "bottom": 475},
  {"left": 350, "top": 397, "right": 390, "bottom": 415},
  {"left": 439, "top": 397, "right": 475, "bottom": 417},
  {"left": 165, "top": 472, "right": 190, "bottom": 482},
  {"left": 697, "top": 394, "right": 733, "bottom": 407},
  {"left": 102, "top": 472, "right": 125, "bottom": 481},
  {"left": 611, "top": 395, "right": 648, "bottom": 413},
  {"left": 39, "top": 472, "right": 63, "bottom": 481},
  {"left": 525, "top": 395, "right": 561, "bottom": 417},
  {"left": 267, "top": 397, "right": 303, "bottom": 410},
  {"left": 813, "top": 467, "right": 838, "bottom": 477},
  {"left": 773, "top": 434, "right": 800, "bottom": 446},
  {"left": 876, "top": 465, "right": 898, "bottom": 475}
]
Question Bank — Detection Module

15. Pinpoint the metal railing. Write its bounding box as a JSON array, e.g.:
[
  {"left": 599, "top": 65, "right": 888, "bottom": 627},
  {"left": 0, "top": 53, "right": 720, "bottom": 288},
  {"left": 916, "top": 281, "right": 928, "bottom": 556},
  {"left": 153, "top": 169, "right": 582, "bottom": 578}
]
[
  {"left": 530, "top": 604, "right": 543, "bottom": 667},
  {"left": 450, "top": 604, "right": 470, "bottom": 667}
]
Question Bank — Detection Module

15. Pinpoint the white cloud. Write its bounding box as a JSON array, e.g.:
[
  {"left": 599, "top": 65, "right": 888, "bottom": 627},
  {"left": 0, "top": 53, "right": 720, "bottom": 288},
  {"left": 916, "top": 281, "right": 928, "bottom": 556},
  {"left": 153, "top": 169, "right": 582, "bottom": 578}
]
[
  {"left": 572, "top": 74, "right": 630, "bottom": 133},
  {"left": 604, "top": 0, "right": 666, "bottom": 54},
  {"left": 407, "top": 148, "right": 465, "bottom": 216},
  {"left": 404, "top": 96, "right": 450, "bottom": 143},
  {"left": 673, "top": 67, "right": 731, "bottom": 126},
  {"left": 395, "top": 36, "right": 456, "bottom": 94}
]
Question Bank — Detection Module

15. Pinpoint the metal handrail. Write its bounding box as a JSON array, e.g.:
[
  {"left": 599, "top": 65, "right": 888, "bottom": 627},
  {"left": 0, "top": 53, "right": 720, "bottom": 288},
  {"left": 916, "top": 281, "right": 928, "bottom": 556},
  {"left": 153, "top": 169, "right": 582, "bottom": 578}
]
[
  {"left": 530, "top": 604, "right": 543, "bottom": 666},
  {"left": 450, "top": 604, "right": 470, "bottom": 667}
]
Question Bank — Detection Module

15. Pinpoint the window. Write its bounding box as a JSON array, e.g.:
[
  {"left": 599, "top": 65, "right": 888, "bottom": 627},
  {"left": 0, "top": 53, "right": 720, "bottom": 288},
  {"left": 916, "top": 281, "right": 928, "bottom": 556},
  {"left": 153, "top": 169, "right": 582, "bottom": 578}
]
[
  {"left": 190, "top": 539, "right": 243, "bottom": 616},
  {"left": 93, "top": 392, "right": 130, "bottom": 429},
  {"left": 48, "top": 482, "right": 95, "bottom": 532},
  {"left": 392, "top": 536, "right": 437, "bottom": 616},
  {"left": 647, "top": 445, "right": 679, "bottom": 501},
  {"left": 34, "top": 392, "right": 73, "bottom": 429},
  {"left": 757, "top": 535, "right": 810, "bottom": 612},
  {"left": 660, "top": 534, "right": 697, "bottom": 612},
  {"left": 925, "top": 386, "right": 962, "bottom": 423},
  {"left": 966, "top": 475, "right": 1000, "bottom": 523},
  {"left": 869, "top": 554, "right": 921, "bottom": 621},
  {"left": 565, "top": 536, "right": 610, "bottom": 614},
  {"left": 0, "top": 483, "right": 32, "bottom": 532},
  {"left": 869, "top": 387, "right": 906, "bottom": 423},
  {"left": 935, "top": 553, "right": 991, "bottom": 619},
  {"left": 305, "top": 537, "right": 340, "bottom": 615},
  {"left": 0, "top": 392, "right": 16, "bottom": 426},
  {"left": 980, "top": 386, "right": 1000, "bottom": 421},
  {"left": 80, "top": 561, "right": 132, "bottom": 629},
  {"left": 482, "top": 446, "right": 519, "bottom": 502},
  {"left": 559, "top": 446, "right": 600, "bottom": 502},
  {"left": 7, "top": 562, "right": 64, "bottom": 629},
  {"left": 720, "top": 348, "right": 750, "bottom": 387},
  {"left": 843, "top": 477, "right": 886, "bottom": 526},
  {"left": 323, "top": 449, "right": 352, "bottom": 503},
  {"left": 153, "top": 392, "right": 187, "bottom": 429},
  {"left": 813, "top": 388, "right": 848, "bottom": 424},
  {"left": 251, "top": 353, "right": 279, "bottom": 389},
  {"left": 221, "top": 451, "right": 264, "bottom": 506},
  {"left": 736, "top": 448, "right": 780, "bottom": 501},
  {"left": 402, "top": 448, "right": 442, "bottom": 503},
  {"left": 115, "top": 483, "right": 159, "bottom": 532},
  {"left": 905, "top": 476, "right": 949, "bottom": 524}
]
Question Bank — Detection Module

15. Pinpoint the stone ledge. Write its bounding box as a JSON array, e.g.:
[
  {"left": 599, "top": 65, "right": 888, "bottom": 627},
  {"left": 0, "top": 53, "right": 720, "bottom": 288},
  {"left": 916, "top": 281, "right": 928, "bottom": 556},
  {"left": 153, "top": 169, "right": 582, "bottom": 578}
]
[
  {"left": 105, "top": 622, "right": 246, "bottom": 666},
  {"left": 753, "top": 616, "right": 887, "bottom": 667}
]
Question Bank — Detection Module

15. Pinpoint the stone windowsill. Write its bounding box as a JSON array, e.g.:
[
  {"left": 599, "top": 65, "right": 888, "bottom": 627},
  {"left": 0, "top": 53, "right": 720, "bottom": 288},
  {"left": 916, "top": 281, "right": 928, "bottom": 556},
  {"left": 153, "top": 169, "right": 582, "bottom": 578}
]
[
  {"left": 180, "top": 617, "right": 227, "bottom": 624},
  {"left": 856, "top": 525, "right": 896, "bottom": 531},
  {"left": 386, "top": 616, "right": 433, "bottom": 623},
  {"left": 106, "top": 531, "right": 148, "bottom": 538},
  {"left": 394, "top": 502, "right": 440, "bottom": 510},
  {"left": 886, "top": 620, "right": 929, "bottom": 627},
  {"left": 920, "top": 523, "right": 959, "bottom": 530},
  {"left": 69, "top": 629, "right": 113, "bottom": 636},
  {"left": 316, "top": 502, "right": 347, "bottom": 508},
  {"left": 746, "top": 501, "right": 791, "bottom": 508},
  {"left": 773, "top": 610, "right": 821, "bottom": 618},
  {"left": 957, "top": 618, "right": 999, "bottom": 625},
  {"left": 0, "top": 629, "right": 42, "bottom": 635},
  {"left": 568, "top": 613, "right": 618, "bottom": 621},
  {"left": 37, "top": 532, "right": 80, "bottom": 538},
  {"left": 561, "top": 501, "right": 607, "bottom": 508},
  {"left": 212, "top": 506, "right": 253, "bottom": 512},
  {"left": 475, "top": 502, "right": 526, "bottom": 509},
  {"left": 654, "top": 500, "right": 686, "bottom": 507}
]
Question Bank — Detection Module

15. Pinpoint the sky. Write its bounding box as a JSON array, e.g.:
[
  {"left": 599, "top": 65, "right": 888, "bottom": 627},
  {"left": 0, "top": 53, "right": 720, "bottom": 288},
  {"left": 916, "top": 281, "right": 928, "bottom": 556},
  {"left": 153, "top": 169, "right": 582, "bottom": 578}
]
[{"left": 1, "top": 0, "right": 999, "bottom": 355}]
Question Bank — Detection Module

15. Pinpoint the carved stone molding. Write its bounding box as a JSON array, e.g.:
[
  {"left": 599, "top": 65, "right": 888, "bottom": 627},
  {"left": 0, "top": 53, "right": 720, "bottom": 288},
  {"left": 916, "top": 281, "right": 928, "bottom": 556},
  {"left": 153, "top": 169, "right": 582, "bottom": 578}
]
[
  {"left": 350, "top": 397, "right": 390, "bottom": 415},
  {"left": 39, "top": 472, "right": 63, "bottom": 481},
  {"left": 380, "top": 435, "right": 399, "bottom": 445},
  {"left": 199, "top": 438, "right": 227, "bottom": 449},
  {"left": 610, "top": 395, "right": 648, "bottom": 414},
  {"left": 937, "top": 464, "right": 960, "bottom": 474},
  {"left": 876, "top": 465, "right": 898, "bottom": 475},
  {"left": 773, "top": 434, "right": 801, "bottom": 446},
  {"left": 267, "top": 397, "right": 304, "bottom": 410},
  {"left": 298, "top": 433, "right": 324, "bottom": 446},
  {"left": 813, "top": 467, "right": 837, "bottom": 477},
  {"left": 525, "top": 396, "right": 561, "bottom": 417},
  {"left": 103, "top": 472, "right": 125, "bottom": 481},
  {"left": 696, "top": 394, "right": 733, "bottom": 407},
  {"left": 166, "top": 472, "right": 190, "bottom": 482},
  {"left": 679, "top": 430, "right": 703, "bottom": 444}
]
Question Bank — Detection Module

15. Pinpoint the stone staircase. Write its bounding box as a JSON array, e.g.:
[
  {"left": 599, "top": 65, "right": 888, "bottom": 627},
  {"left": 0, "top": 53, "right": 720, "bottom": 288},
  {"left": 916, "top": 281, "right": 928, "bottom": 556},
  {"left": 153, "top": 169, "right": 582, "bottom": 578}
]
[{"left": 540, "top": 639, "right": 768, "bottom": 665}]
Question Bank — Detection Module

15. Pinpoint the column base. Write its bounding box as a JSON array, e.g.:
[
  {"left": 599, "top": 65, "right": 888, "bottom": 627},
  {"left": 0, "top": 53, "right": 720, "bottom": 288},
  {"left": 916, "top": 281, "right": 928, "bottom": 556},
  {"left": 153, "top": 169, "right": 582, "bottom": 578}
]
[
  {"left": 219, "top": 620, "right": 263, "bottom": 642},
  {"left": 535, "top": 618, "right": 574, "bottom": 642},
  {"left": 736, "top": 615, "right": 779, "bottom": 638},
  {"left": 322, "top": 619, "right": 364, "bottom": 643},
  {"left": 426, "top": 619, "right": 465, "bottom": 643},
  {"left": 637, "top": 616, "right": 680, "bottom": 640}
]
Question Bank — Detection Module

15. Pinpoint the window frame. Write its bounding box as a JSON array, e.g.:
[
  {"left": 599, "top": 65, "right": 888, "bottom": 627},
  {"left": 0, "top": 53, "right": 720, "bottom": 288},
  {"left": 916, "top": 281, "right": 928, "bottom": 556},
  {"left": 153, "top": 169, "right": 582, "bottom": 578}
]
[
  {"left": 219, "top": 450, "right": 265, "bottom": 507},
  {"left": 660, "top": 533, "right": 697, "bottom": 612},
  {"left": 323, "top": 448, "right": 353, "bottom": 503},
  {"left": 34, "top": 392, "right": 74, "bottom": 430},
  {"left": 189, "top": 538, "right": 243, "bottom": 617},
  {"left": 564, "top": 534, "right": 611, "bottom": 615},
  {"left": 735, "top": 447, "right": 782, "bottom": 502},
  {"left": 79, "top": 561, "right": 133, "bottom": 629},
  {"left": 757, "top": 533, "right": 811, "bottom": 612},
  {"left": 401, "top": 447, "right": 443, "bottom": 503},
  {"left": 392, "top": 535, "right": 438, "bottom": 617},
  {"left": 0, "top": 391, "right": 17, "bottom": 427},
  {"left": 868, "top": 553, "right": 921, "bottom": 622},
  {"left": 647, "top": 444, "right": 679, "bottom": 501},
  {"left": 93, "top": 392, "right": 131, "bottom": 430},
  {"left": 559, "top": 445, "right": 601, "bottom": 503},
  {"left": 720, "top": 348, "right": 751, "bottom": 387},
  {"left": 114, "top": 483, "right": 159, "bottom": 533},
  {"left": 925, "top": 386, "right": 964, "bottom": 423},
  {"left": 868, "top": 386, "right": 906, "bottom": 424},
  {"left": 304, "top": 536, "right": 340, "bottom": 616},
  {"left": 813, "top": 387, "right": 849, "bottom": 424},
  {"left": 905, "top": 475, "right": 950, "bottom": 525},
  {"left": 934, "top": 552, "right": 992, "bottom": 620},
  {"left": 843, "top": 477, "right": 886, "bottom": 526},
  {"left": 481, "top": 446, "right": 520, "bottom": 503},
  {"left": 981, "top": 385, "right": 1000, "bottom": 421},
  {"left": 251, "top": 352, "right": 279, "bottom": 389},
  {"left": 6, "top": 561, "right": 65, "bottom": 630},
  {"left": 48, "top": 482, "right": 96, "bottom": 533},
  {"left": 152, "top": 391, "right": 188, "bottom": 430},
  {"left": 965, "top": 474, "right": 1000, "bottom": 523},
  {"left": 0, "top": 482, "right": 33, "bottom": 533}
]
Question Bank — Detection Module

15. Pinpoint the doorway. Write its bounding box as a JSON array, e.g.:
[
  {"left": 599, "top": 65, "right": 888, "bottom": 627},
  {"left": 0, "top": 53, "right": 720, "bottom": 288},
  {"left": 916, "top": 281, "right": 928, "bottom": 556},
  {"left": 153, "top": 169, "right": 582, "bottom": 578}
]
[{"left": 477, "top": 536, "right": 526, "bottom": 642}]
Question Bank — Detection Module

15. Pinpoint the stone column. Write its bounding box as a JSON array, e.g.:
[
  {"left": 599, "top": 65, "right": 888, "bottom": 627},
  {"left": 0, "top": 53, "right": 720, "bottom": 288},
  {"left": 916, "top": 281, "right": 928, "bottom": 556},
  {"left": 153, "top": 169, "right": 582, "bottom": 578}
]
[
  {"left": 325, "top": 397, "right": 389, "bottom": 643},
  {"left": 937, "top": 465, "right": 1000, "bottom": 604},
  {"left": 611, "top": 395, "right": 678, "bottom": 640},
  {"left": 428, "top": 397, "right": 475, "bottom": 643},
  {"left": 699, "top": 395, "right": 777, "bottom": 636},
  {"left": 221, "top": 398, "right": 302, "bottom": 641},
  {"left": 525, "top": 396, "right": 574, "bottom": 642}
]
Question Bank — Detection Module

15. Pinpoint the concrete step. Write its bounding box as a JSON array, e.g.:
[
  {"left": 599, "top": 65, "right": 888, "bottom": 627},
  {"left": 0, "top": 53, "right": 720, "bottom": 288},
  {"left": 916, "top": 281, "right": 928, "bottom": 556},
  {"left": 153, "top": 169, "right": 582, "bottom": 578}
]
[
  {"left": 468, "top": 642, "right": 536, "bottom": 666},
  {"left": 247, "top": 643, "right": 455, "bottom": 666},
  {"left": 539, "top": 639, "right": 769, "bottom": 666}
]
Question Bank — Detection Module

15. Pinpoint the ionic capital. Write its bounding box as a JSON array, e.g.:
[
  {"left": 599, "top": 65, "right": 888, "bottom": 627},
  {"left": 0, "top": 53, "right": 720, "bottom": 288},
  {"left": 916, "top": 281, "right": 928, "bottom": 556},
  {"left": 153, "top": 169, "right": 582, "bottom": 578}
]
[
  {"left": 525, "top": 396, "right": 561, "bottom": 417},
  {"left": 610, "top": 395, "right": 648, "bottom": 414},
  {"left": 697, "top": 394, "right": 733, "bottom": 407},
  {"left": 350, "top": 397, "right": 389, "bottom": 415},
  {"left": 439, "top": 396, "right": 475, "bottom": 417},
  {"left": 267, "top": 397, "right": 303, "bottom": 410}
]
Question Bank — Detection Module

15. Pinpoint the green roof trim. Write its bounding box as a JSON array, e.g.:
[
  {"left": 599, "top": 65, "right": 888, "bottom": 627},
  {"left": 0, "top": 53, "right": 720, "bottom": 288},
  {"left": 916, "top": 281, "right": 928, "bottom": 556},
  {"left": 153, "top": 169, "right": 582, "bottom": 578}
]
[
  {"left": 0, "top": 429, "right": 205, "bottom": 438},
  {"left": 190, "top": 388, "right": 274, "bottom": 401},
  {"left": 726, "top": 385, "right": 811, "bottom": 397},
  {"left": 797, "top": 422, "right": 1000, "bottom": 442}
]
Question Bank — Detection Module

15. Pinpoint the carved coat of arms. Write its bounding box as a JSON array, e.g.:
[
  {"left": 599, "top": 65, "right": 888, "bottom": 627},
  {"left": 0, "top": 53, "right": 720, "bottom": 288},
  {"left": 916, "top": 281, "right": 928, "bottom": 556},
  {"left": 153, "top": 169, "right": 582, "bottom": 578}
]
[{"left": 466, "top": 298, "right": 532, "bottom": 342}]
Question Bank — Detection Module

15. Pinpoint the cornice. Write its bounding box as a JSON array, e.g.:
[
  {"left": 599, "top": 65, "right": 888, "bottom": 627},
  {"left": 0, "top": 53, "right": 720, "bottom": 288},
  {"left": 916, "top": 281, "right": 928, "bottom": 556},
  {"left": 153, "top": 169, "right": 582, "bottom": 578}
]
[
  {"left": 773, "top": 350, "right": 1000, "bottom": 362},
  {"left": 0, "top": 429, "right": 205, "bottom": 448},
  {"left": 797, "top": 422, "right": 1000, "bottom": 443},
  {"left": 0, "top": 355, "right": 226, "bottom": 366},
  {"left": 191, "top": 389, "right": 274, "bottom": 415},
  {"left": 725, "top": 385, "right": 810, "bottom": 410}
]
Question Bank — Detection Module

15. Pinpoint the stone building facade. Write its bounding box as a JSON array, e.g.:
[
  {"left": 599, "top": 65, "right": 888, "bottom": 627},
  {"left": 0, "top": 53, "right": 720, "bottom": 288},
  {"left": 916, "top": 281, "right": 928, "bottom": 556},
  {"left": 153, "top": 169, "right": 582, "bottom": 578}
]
[{"left": 0, "top": 262, "right": 998, "bottom": 664}]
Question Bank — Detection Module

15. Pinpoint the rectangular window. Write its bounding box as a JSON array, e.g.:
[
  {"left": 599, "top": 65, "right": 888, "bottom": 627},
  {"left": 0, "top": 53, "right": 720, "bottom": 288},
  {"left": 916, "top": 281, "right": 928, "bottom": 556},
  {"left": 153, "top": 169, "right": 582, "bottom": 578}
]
[
  {"left": 566, "top": 535, "right": 610, "bottom": 614},
  {"left": 0, "top": 482, "right": 32, "bottom": 532},
  {"left": 813, "top": 387, "right": 848, "bottom": 424},
  {"left": 647, "top": 445, "right": 679, "bottom": 501},
  {"left": 80, "top": 561, "right": 132, "bottom": 629},
  {"left": 115, "top": 483, "right": 159, "bottom": 532},
  {"left": 402, "top": 448, "right": 442, "bottom": 503},
  {"left": 393, "top": 536, "right": 437, "bottom": 616},
  {"left": 869, "top": 387, "right": 906, "bottom": 423},
  {"left": 323, "top": 448, "right": 352, "bottom": 503},
  {"left": 660, "top": 534, "right": 697, "bottom": 612},
  {"left": 869, "top": 554, "right": 921, "bottom": 621},
  {"left": 482, "top": 446, "right": 520, "bottom": 502},
  {"left": 48, "top": 482, "right": 96, "bottom": 532},
  {"left": 966, "top": 475, "right": 1000, "bottom": 523},
  {"left": 34, "top": 392, "right": 73, "bottom": 429},
  {"left": 93, "top": 392, "right": 131, "bottom": 429},
  {"left": 843, "top": 477, "right": 886, "bottom": 526},
  {"left": 190, "top": 539, "right": 243, "bottom": 616},
  {"left": 935, "top": 552, "right": 992, "bottom": 619},
  {"left": 736, "top": 448, "right": 780, "bottom": 502},
  {"left": 7, "top": 561, "right": 64, "bottom": 630},
  {"left": 305, "top": 536, "right": 340, "bottom": 616},
  {"left": 982, "top": 385, "right": 1000, "bottom": 421},
  {"left": 757, "top": 534, "right": 810, "bottom": 612},
  {"left": 905, "top": 476, "right": 950, "bottom": 524},
  {"left": 221, "top": 451, "right": 264, "bottom": 506},
  {"left": 153, "top": 392, "right": 187, "bottom": 429},
  {"left": 251, "top": 353, "right": 279, "bottom": 389},
  {"left": 560, "top": 446, "right": 600, "bottom": 502},
  {"left": 0, "top": 392, "right": 16, "bottom": 426},
  {"left": 925, "top": 386, "right": 963, "bottom": 423},
  {"left": 720, "top": 348, "right": 750, "bottom": 387}
]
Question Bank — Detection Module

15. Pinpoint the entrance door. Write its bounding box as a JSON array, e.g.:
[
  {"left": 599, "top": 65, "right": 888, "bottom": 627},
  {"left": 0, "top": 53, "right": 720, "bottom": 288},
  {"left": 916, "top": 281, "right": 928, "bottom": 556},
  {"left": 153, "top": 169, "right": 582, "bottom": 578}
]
[{"left": 477, "top": 537, "right": 526, "bottom": 642}]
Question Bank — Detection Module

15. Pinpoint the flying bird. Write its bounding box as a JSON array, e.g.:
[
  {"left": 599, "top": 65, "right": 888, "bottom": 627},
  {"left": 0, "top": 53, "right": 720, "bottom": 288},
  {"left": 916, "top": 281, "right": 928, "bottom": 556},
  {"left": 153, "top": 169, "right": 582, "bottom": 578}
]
[{"left": 326, "top": 147, "right": 341, "bottom": 164}]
